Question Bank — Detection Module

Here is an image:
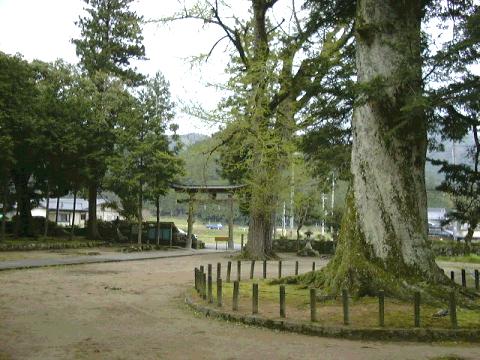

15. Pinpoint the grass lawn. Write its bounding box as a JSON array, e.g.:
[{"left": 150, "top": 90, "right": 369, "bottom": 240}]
[
  {"left": 197, "top": 279, "right": 480, "bottom": 329},
  {"left": 154, "top": 216, "right": 330, "bottom": 244},
  {"left": 158, "top": 216, "right": 248, "bottom": 244}
]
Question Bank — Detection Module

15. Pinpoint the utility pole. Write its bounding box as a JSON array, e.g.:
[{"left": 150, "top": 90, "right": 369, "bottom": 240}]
[
  {"left": 290, "top": 160, "right": 295, "bottom": 237},
  {"left": 452, "top": 141, "right": 458, "bottom": 241},
  {"left": 330, "top": 173, "right": 335, "bottom": 234},
  {"left": 321, "top": 194, "right": 325, "bottom": 235}
]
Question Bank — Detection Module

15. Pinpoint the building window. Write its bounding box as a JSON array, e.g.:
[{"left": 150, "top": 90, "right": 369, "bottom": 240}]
[
  {"left": 59, "top": 214, "right": 69, "bottom": 223},
  {"left": 80, "top": 214, "right": 86, "bottom": 220}
]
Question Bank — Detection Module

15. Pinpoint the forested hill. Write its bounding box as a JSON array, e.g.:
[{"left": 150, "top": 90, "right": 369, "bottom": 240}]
[
  {"left": 178, "top": 133, "right": 226, "bottom": 185},
  {"left": 179, "top": 133, "right": 209, "bottom": 148},
  {"left": 175, "top": 133, "right": 471, "bottom": 208}
]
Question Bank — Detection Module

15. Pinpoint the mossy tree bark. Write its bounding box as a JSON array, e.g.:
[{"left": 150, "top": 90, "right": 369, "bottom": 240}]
[{"left": 294, "top": 0, "right": 450, "bottom": 299}]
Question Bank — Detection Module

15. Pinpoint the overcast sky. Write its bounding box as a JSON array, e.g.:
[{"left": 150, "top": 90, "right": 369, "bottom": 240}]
[{"left": 0, "top": 0, "right": 242, "bottom": 135}]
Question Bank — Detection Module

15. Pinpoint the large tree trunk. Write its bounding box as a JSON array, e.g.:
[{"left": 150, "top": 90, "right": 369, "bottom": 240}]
[
  {"left": 247, "top": 211, "right": 274, "bottom": 258},
  {"left": 350, "top": 0, "right": 442, "bottom": 281},
  {"left": 295, "top": 0, "right": 446, "bottom": 298},
  {"left": 244, "top": 0, "right": 278, "bottom": 259},
  {"left": 87, "top": 182, "right": 101, "bottom": 240}
]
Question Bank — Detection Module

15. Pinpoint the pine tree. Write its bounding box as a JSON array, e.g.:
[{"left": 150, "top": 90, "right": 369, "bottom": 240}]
[
  {"left": 73, "top": 0, "right": 145, "bottom": 239},
  {"left": 429, "top": 3, "right": 480, "bottom": 253},
  {"left": 107, "top": 73, "right": 183, "bottom": 245}
]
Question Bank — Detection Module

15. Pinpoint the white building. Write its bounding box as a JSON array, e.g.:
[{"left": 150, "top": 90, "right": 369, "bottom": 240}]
[
  {"left": 427, "top": 208, "right": 448, "bottom": 227},
  {"left": 427, "top": 207, "right": 480, "bottom": 239},
  {"left": 31, "top": 198, "right": 121, "bottom": 228}
]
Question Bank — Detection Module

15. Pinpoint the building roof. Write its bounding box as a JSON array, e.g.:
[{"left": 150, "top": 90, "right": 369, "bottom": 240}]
[{"left": 39, "top": 198, "right": 106, "bottom": 212}]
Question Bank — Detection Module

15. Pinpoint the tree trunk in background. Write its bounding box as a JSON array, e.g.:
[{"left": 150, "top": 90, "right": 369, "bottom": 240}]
[
  {"left": 137, "top": 185, "right": 143, "bottom": 245},
  {"left": 186, "top": 195, "right": 194, "bottom": 249},
  {"left": 87, "top": 183, "right": 100, "bottom": 239},
  {"left": 44, "top": 181, "right": 50, "bottom": 237},
  {"left": 13, "top": 173, "right": 33, "bottom": 238},
  {"left": 1, "top": 183, "right": 7, "bottom": 241},
  {"left": 55, "top": 196, "right": 60, "bottom": 225},
  {"left": 70, "top": 190, "right": 77, "bottom": 240},
  {"left": 156, "top": 195, "right": 160, "bottom": 246},
  {"left": 13, "top": 207, "right": 19, "bottom": 238},
  {"left": 298, "top": 0, "right": 446, "bottom": 297},
  {"left": 464, "top": 222, "right": 476, "bottom": 255}
]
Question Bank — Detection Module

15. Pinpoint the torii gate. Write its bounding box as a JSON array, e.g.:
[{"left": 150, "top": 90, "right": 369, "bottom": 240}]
[{"left": 171, "top": 184, "right": 245, "bottom": 249}]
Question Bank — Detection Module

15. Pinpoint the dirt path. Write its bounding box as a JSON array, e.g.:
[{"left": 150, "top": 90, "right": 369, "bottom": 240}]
[{"left": 0, "top": 253, "right": 479, "bottom": 360}]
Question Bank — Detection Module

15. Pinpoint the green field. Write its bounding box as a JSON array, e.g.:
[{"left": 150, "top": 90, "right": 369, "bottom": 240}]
[
  {"left": 158, "top": 216, "right": 248, "bottom": 244},
  {"left": 155, "top": 217, "right": 329, "bottom": 244}
]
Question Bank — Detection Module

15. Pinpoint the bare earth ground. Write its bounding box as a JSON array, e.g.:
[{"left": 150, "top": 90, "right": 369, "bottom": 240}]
[
  {"left": 0, "top": 253, "right": 479, "bottom": 360},
  {"left": 0, "top": 247, "right": 125, "bottom": 262}
]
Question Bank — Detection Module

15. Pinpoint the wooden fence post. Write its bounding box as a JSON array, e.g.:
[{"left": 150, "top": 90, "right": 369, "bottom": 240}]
[
  {"left": 241, "top": 234, "right": 244, "bottom": 253},
  {"left": 237, "top": 260, "right": 242, "bottom": 282},
  {"left": 378, "top": 290, "right": 385, "bottom": 327},
  {"left": 342, "top": 289, "right": 349, "bottom": 325},
  {"left": 202, "top": 273, "right": 207, "bottom": 300},
  {"left": 310, "top": 288, "right": 317, "bottom": 322},
  {"left": 263, "top": 260, "right": 267, "bottom": 279},
  {"left": 461, "top": 269, "right": 467, "bottom": 287},
  {"left": 227, "top": 261, "right": 232, "bottom": 283},
  {"left": 217, "top": 278, "right": 223, "bottom": 307},
  {"left": 208, "top": 275, "right": 213, "bottom": 303},
  {"left": 449, "top": 291, "right": 457, "bottom": 329},
  {"left": 295, "top": 261, "right": 299, "bottom": 276},
  {"left": 208, "top": 264, "right": 212, "bottom": 279},
  {"left": 252, "top": 283, "right": 259, "bottom": 315},
  {"left": 278, "top": 261, "right": 282, "bottom": 279},
  {"left": 280, "top": 285, "right": 286, "bottom": 318},
  {"left": 451, "top": 270, "right": 455, "bottom": 283},
  {"left": 217, "top": 262, "right": 221, "bottom": 279},
  {"left": 250, "top": 260, "right": 255, "bottom": 279},
  {"left": 233, "top": 281, "right": 239, "bottom": 311},
  {"left": 475, "top": 269, "right": 479, "bottom": 290},
  {"left": 194, "top": 268, "right": 198, "bottom": 292},
  {"left": 312, "top": 262, "right": 316, "bottom": 272},
  {"left": 414, "top": 292, "right": 421, "bottom": 327}
]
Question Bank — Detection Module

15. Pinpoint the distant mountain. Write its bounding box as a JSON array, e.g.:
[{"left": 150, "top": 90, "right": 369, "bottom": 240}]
[
  {"left": 179, "top": 133, "right": 210, "bottom": 148},
  {"left": 425, "top": 136, "right": 474, "bottom": 208},
  {"left": 426, "top": 135, "right": 474, "bottom": 187}
]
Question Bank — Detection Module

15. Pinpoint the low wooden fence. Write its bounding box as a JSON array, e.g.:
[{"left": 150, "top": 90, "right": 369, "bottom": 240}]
[{"left": 193, "top": 260, "right": 479, "bottom": 329}]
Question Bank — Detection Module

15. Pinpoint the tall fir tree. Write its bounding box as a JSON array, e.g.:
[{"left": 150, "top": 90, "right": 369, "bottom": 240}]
[{"left": 73, "top": 0, "right": 145, "bottom": 239}]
